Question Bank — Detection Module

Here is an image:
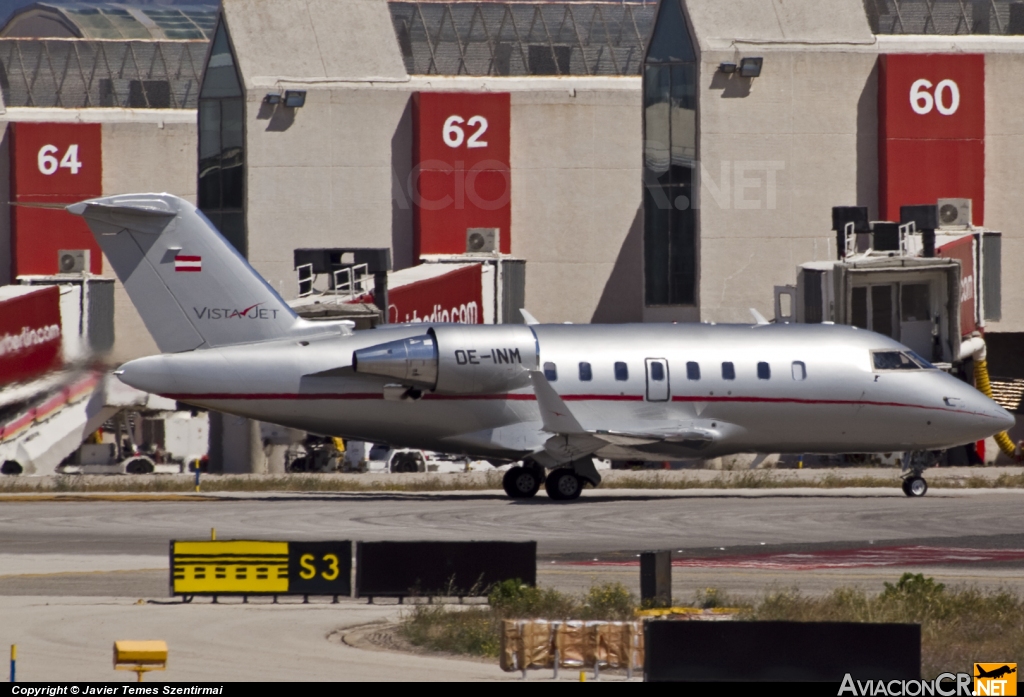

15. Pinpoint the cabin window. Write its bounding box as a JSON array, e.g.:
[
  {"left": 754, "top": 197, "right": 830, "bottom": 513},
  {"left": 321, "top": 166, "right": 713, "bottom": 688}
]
[
  {"left": 872, "top": 351, "right": 927, "bottom": 371},
  {"left": 757, "top": 362, "right": 771, "bottom": 380},
  {"left": 544, "top": 362, "right": 558, "bottom": 381},
  {"left": 792, "top": 361, "right": 806, "bottom": 381},
  {"left": 686, "top": 361, "right": 700, "bottom": 380},
  {"left": 579, "top": 362, "right": 593, "bottom": 381},
  {"left": 721, "top": 362, "right": 735, "bottom": 380},
  {"left": 614, "top": 362, "right": 629, "bottom": 381}
]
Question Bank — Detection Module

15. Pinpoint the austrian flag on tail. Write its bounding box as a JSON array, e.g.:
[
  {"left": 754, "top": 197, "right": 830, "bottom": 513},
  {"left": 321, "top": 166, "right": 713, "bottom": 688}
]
[{"left": 174, "top": 255, "right": 202, "bottom": 273}]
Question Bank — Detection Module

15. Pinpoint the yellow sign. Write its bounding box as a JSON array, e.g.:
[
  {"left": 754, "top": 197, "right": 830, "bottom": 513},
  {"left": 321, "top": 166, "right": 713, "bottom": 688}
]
[
  {"left": 170, "top": 540, "right": 351, "bottom": 596},
  {"left": 975, "top": 663, "right": 1018, "bottom": 696},
  {"left": 172, "top": 541, "right": 289, "bottom": 594}
]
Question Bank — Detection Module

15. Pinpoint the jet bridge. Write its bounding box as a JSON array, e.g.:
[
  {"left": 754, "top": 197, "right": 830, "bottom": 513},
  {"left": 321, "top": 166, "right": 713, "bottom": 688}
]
[{"left": 777, "top": 201, "right": 1001, "bottom": 367}]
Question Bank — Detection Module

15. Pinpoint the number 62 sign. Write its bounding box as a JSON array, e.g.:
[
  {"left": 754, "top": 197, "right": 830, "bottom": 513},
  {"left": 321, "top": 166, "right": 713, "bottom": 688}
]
[{"left": 414, "top": 92, "right": 510, "bottom": 168}]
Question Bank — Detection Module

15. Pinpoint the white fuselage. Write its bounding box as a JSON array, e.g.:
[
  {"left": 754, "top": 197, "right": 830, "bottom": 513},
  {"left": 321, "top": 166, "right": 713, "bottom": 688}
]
[{"left": 116, "top": 322, "right": 1014, "bottom": 462}]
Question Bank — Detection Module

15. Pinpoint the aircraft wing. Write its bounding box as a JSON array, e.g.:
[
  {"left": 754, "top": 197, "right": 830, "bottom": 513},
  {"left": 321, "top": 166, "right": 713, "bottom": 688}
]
[{"left": 529, "top": 371, "right": 719, "bottom": 463}]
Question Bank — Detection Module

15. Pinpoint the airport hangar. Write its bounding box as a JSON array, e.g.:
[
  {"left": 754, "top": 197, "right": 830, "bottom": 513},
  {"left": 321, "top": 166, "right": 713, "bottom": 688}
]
[{"left": 1, "top": 0, "right": 1023, "bottom": 472}]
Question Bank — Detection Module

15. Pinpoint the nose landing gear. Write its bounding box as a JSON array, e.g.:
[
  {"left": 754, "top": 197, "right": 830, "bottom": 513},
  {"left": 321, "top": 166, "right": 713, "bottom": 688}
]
[
  {"left": 900, "top": 450, "right": 935, "bottom": 498},
  {"left": 901, "top": 476, "right": 928, "bottom": 497}
]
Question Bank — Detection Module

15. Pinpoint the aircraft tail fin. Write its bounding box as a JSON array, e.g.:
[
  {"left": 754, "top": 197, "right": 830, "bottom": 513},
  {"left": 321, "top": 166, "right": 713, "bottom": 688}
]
[{"left": 68, "top": 193, "right": 301, "bottom": 353}]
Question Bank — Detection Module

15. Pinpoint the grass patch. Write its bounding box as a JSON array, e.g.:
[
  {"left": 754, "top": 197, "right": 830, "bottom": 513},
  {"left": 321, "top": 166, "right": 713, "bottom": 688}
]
[
  {"left": 398, "top": 574, "right": 1024, "bottom": 676},
  {"left": 0, "top": 472, "right": 507, "bottom": 494},
  {"left": 740, "top": 574, "right": 1024, "bottom": 678},
  {"left": 601, "top": 471, "right": 899, "bottom": 489},
  {"left": 2, "top": 469, "right": 1023, "bottom": 494},
  {"left": 600, "top": 471, "right": 1024, "bottom": 490},
  {"left": 399, "top": 580, "right": 637, "bottom": 657}
]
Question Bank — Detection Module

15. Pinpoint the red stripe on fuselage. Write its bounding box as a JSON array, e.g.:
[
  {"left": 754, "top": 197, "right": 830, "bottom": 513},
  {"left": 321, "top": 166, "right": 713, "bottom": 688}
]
[{"left": 160, "top": 392, "right": 996, "bottom": 419}]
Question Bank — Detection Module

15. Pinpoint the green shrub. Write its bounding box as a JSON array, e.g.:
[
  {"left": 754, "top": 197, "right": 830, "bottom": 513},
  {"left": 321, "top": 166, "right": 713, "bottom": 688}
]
[
  {"left": 400, "top": 604, "right": 499, "bottom": 657},
  {"left": 582, "top": 582, "right": 637, "bottom": 620}
]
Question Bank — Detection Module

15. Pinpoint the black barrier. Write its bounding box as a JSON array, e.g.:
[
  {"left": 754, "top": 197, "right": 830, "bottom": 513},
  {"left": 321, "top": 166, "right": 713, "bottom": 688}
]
[
  {"left": 640, "top": 551, "right": 671, "bottom": 608},
  {"left": 355, "top": 541, "right": 536, "bottom": 599},
  {"left": 644, "top": 621, "right": 920, "bottom": 682},
  {"left": 170, "top": 540, "right": 351, "bottom": 598}
]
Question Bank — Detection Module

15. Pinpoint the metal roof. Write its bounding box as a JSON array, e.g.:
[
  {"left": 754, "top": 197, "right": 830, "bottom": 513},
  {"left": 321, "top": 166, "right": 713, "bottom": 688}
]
[
  {"left": 867, "top": 0, "right": 1024, "bottom": 35},
  {"left": 1, "top": 2, "right": 217, "bottom": 40},
  {"left": 389, "top": 1, "right": 655, "bottom": 76},
  {"left": 0, "top": 38, "right": 206, "bottom": 108}
]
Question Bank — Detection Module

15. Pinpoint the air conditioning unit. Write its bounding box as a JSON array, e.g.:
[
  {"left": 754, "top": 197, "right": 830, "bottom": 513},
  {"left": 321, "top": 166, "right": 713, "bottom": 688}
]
[
  {"left": 57, "top": 249, "right": 90, "bottom": 274},
  {"left": 466, "top": 228, "right": 499, "bottom": 254},
  {"left": 937, "top": 198, "right": 972, "bottom": 229}
]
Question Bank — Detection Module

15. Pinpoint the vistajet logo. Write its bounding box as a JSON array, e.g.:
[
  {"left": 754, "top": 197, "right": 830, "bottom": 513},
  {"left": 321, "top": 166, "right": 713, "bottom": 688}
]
[{"left": 192, "top": 303, "right": 280, "bottom": 320}]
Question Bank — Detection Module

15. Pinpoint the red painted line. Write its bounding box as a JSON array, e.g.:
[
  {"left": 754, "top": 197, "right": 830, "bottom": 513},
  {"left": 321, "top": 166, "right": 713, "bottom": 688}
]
[
  {"left": 159, "top": 391, "right": 991, "bottom": 419},
  {"left": 564, "top": 546, "right": 1024, "bottom": 571},
  {"left": 671, "top": 394, "right": 974, "bottom": 415}
]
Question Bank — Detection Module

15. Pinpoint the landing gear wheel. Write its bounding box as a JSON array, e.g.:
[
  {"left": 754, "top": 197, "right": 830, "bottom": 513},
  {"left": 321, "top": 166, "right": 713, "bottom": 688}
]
[
  {"left": 124, "top": 457, "right": 155, "bottom": 475},
  {"left": 544, "top": 469, "right": 582, "bottom": 501},
  {"left": 902, "top": 476, "right": 928, "bottom": 497},
  {"left": 503, "top": 466, "right": 541, "bottom": 499}
]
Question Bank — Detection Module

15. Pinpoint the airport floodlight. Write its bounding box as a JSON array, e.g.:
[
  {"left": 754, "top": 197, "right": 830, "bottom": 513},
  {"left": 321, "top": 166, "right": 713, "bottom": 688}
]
[
  {"left": 718, "top": 62, "right": 737, "bottom": 74},
  {"left": 263, "top": 93, "right": 282, "bottom": 105},
  {"left": 739, "top": 57, "right": 763, "bottom": 78},
  {"left": 284, "top": 90, "right": 307, "bottom": 108}
]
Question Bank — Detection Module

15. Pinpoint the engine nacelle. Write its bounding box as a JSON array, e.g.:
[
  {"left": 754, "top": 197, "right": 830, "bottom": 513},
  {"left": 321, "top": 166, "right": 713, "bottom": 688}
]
[
  {"left": 351, "top": 324, "right": 538, "bottom": 395},
  {"left": 351, "top": 334, "right": 437, "bottom": 389},
  {"left": 431, "top": 324, "right": 537, "bottom": 394}
]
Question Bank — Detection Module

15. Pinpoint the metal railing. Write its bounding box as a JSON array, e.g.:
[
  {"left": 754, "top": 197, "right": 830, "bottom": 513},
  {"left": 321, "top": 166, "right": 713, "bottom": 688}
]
[
  {"left": 389, "top": 2, "right": 655, "bottom": 76},
  {"left": 868, "top": 0, "right": 1024, "bottom": 35},
  {"left": 0, "top": 39, "right": 208, "bottom": 109}
]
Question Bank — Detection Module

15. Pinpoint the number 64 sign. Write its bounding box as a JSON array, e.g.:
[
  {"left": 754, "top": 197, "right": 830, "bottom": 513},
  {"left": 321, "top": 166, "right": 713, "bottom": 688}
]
[{"left": 37, "top": 144, "right": 84, "bottom": 175}]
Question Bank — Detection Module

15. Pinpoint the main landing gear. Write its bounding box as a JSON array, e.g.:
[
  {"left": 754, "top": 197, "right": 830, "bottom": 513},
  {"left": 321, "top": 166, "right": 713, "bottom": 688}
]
[
  {"left": 501, "top": 465, "right": 584, "bottom": 501},
  {"left": 502, "top": 464, "right": 543, "bottom": 499},
  {"left": 900, "top": 450, "right": 933, "bottom": 498}
]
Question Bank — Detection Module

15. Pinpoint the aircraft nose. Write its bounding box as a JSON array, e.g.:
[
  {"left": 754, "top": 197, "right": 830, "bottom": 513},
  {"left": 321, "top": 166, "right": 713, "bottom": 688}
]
[
  {"left": 957, "top": 385, "right": 1016, "bottom": 436},
  {"left": 995, "top": 405, "right": 1016, "bottom": 432}
]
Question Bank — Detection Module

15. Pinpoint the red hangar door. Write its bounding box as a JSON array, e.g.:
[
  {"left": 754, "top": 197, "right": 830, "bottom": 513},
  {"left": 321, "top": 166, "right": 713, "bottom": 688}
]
[
  {"left": 10, "top": 122, "right": 103, "bottom": 276},
  {"left": 878, "top": 54, "right": 985, "bottom": 224},
  {"left": 412, "top": 92, "right": 511, "bottom": 258}
]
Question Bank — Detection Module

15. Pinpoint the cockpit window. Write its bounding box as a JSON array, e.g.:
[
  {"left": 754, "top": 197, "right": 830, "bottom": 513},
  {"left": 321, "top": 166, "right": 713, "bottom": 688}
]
[
  {"left": 872, "top": 350, "right": 928, "bottom": 371},
  {"left": 905, "top": 350, "right": 936, "bottom": 369}
]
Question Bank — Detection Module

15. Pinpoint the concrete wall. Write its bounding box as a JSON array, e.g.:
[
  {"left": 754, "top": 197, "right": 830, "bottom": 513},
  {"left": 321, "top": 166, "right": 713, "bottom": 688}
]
[
  {"left": 245, "top": 86, "right": 410, "bottom": 299},
  {"left": 696, "top": 49, "right": 879, "bottom": 324},
  {"left": 510, "top": 82, "right": 643, "bottom": 324},
  {"left": 242, "top": 76, "right": 646, "bottom": 326},
  {"left": 985, "top": 52, "right": 1024, "bottom": 334}
]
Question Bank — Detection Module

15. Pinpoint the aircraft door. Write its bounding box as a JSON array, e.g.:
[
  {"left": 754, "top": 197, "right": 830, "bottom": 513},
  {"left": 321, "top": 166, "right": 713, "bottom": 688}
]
[{"left": 645, "top": 358, "right": 669, "bottom": 402}]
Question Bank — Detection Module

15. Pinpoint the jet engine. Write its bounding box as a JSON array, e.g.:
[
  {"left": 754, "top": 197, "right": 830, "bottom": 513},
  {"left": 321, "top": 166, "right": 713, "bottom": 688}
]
[{"left": 352, "top": 325, "right": 538, "bottom": 394}]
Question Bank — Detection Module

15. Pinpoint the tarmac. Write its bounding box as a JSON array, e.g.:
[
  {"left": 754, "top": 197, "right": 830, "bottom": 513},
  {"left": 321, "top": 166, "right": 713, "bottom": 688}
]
[{"left": 1, "top": 472, "right": 1023, "bottom": 681}]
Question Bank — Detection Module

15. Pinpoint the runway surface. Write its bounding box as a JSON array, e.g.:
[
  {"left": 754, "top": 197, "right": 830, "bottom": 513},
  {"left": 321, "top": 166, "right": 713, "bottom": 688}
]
[
  {"left": 2, "top": 488, "right": 1023, "bottom": 681},
  {"left": 2, "top": 488, "right": 1024, "bottom": 556},
  {"left": 2, "top": 488, "right": 1023, "bottom": 597}
]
